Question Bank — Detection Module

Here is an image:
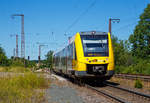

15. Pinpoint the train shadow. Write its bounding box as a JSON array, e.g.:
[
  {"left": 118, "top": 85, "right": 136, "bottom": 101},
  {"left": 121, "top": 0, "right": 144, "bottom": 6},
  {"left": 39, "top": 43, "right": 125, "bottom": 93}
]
[
  {"left": 83, "top": 80, "right": 120, "bottom": 87},
  {"left": 52, "top": 71, "right": 120, "bottom": 88},
  {"left": 104, "top": 81, "right": 120, "bottom": 86}
]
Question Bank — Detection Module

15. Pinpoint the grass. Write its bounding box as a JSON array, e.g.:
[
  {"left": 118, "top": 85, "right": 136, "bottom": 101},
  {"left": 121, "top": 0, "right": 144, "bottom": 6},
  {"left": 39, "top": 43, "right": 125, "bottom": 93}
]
[
  {"left": 0, "top": 66, "right": 31, "bottom": 73},
  {"left": 0, "top": 72, "right": 50, "bottom": 103}
]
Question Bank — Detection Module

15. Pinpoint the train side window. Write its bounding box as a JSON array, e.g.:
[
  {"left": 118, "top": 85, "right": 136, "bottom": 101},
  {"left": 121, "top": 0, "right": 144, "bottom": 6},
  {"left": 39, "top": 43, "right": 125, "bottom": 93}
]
[{"left": 74, "top": 43, "right": 77, "bottom": 60}]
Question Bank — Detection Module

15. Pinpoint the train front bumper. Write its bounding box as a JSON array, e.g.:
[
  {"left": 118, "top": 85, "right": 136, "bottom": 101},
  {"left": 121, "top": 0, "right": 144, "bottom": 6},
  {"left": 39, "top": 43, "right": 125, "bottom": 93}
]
[{"left": 75, "top": 70, "right": 114, "bottom": 78}]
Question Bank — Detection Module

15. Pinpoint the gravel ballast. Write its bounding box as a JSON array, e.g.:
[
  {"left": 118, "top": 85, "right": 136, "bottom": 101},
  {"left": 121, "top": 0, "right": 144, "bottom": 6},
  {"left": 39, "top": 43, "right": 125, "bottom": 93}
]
[{"left": 46, "top": 84, "right": 83, "bottom": 103}]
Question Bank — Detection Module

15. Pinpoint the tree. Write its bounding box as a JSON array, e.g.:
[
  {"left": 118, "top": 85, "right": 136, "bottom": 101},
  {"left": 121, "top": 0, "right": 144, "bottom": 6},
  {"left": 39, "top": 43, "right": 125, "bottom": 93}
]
[
  {"left": 45, "top": 50, "right": 53, "bottom": 69},
  {"left": 0, "top": 46, "right": 9, "bottom": 66},
  {"left": 129, "top": 4, "right": 150, "bottom": 58},
  {"left": 112, "top": 35, "right": 131, "bottom": 66}
]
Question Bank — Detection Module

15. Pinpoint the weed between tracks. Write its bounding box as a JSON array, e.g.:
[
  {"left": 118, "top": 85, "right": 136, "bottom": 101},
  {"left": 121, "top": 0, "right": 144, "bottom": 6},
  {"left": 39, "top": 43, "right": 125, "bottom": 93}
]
[
  {"left": 0, "top": 72, "right": 50, "bottom": 103},
  {"left": 110, "top": 77, "right": 150, "bottom": 92},
  {"left": 134, "top": 79, "right": 143, "bottom": 88}
]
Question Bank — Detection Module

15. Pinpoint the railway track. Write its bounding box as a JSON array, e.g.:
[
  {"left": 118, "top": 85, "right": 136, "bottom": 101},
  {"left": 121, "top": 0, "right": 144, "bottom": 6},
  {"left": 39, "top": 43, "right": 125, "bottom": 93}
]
[
  {"left": 114, "top": 73, "right": 150, "bottom": 82},
  {"left": 85, "top": 81, "right": 150, "bottom": 103},
  {"left": 85, "top": 84, "right": 130, "bottom": 103},
  {"left": 52, "top": 72, "right": 150, "bottom": 103},
  {"left": 52, "top": 72, "right": 128, "bottom": 103},
  {"left": 104, "top": 82, "right": 150, "bottom": 100}
]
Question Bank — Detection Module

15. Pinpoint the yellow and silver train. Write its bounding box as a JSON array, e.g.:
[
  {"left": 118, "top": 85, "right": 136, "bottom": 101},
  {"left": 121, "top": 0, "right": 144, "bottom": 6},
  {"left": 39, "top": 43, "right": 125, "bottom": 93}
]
[{"left": 53, "top": 31, "right": 114, "bottom": 80}]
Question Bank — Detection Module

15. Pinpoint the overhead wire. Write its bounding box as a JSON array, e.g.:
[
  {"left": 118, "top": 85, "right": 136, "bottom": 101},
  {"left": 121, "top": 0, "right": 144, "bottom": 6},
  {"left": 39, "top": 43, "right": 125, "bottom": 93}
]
[
  {"left": 64, "top": 0, "right": 97, "bottom": 35},
  {"left": 113, "top": 21, "right": 138, "bottom": 32}
]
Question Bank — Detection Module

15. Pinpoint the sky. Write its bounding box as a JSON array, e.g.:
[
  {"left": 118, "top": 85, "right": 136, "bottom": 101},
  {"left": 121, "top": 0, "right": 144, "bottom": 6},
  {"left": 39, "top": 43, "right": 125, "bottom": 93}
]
[{"left": 0, "top": 0, "right": 150, "bottom": 60}]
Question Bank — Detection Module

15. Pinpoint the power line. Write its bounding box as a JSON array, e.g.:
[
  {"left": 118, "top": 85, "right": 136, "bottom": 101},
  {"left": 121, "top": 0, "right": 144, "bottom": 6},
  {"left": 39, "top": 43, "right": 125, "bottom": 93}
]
[
  {"left": 64, "top": 0, "right": 97, "bottom": 35},
  {"left": 109, "top": 18, "right": 120, "bottom": 35},
  {"left": 113, "top": 21, "right": 137, "bottom": 32}
]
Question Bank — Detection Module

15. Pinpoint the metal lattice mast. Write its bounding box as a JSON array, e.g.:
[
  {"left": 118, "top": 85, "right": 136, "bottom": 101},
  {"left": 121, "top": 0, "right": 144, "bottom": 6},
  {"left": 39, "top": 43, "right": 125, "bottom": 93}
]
[
  {"left": 10, "top": 34, "right": 19, "bottom": 58},
  {"left": 37, "top": 43, "right": 48, "bottom": 66},
  {"left": 38, "top": 45, "right": 45, "bottom": 65},
  {"left": 16, "top": 34, "right": 18, "bottom": 57},
  {"left": 12, "top": 14, "right": 25, "bottom": 59},
  {"left": 13, "top": 48, "right": 16, "bottom": 57},
  {"left": 21, "top": 15, "right": 25, "bottom": 59}
]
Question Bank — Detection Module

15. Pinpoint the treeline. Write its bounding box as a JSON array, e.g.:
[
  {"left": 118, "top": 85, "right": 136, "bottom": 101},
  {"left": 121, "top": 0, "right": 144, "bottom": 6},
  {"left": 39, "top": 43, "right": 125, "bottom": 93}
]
[
  {"left": 39, "top": 51, "right": 53, "bottom": 69},
  {"left": 0, "top": 46, "right": 36, "bottom": 68},
  {"left": 0, "top": 44, "right": 53, "bottom": 70},
  {"left": 0, "top": 46, "right": 10, "bottom": 66},
  {"left": 113, "top": 4, "right": 150, "bottom": 74}
]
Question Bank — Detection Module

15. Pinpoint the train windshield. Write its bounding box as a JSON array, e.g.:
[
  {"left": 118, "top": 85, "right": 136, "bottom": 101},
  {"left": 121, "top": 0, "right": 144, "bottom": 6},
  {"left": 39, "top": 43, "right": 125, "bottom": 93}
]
[{"left": 81, "top": 35, "right": 109, "bottom": 57}]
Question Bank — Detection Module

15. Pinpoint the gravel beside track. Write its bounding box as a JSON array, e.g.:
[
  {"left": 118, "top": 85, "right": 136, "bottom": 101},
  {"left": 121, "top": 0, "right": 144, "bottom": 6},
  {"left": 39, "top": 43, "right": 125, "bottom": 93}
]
[
  {"left": 46, "top": 84, "right": 83, "bottom": 103},
  {"left": 45, "top": 73, "right": 113, "bottom": 103}
]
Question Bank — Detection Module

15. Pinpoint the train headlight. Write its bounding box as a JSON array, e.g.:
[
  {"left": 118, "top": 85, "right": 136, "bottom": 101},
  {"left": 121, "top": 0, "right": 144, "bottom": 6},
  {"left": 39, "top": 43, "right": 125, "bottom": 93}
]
[{"left": 92, "top": 59, "right": 97, "bottom": 62}]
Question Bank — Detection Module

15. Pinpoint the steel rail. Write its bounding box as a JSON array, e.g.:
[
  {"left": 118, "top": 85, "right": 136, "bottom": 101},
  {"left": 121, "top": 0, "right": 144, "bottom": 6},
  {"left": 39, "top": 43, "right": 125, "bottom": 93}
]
[
  {"left": 85, "top": 84, "right": 130, "bottom": 103},
  {"left": 114, "top": 74, "right": 150, "bottom": 81},
  {"left": 116, "top": 73, "right": 150, "bottom": 76},
  {"left": 104, "top": 82, "right": 150, "bottom": 99}
]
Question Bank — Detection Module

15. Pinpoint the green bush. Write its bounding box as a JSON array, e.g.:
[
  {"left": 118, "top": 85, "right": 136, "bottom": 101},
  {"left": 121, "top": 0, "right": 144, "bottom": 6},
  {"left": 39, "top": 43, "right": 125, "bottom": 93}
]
[
  {"left": 115, "top": 59, "right": 150, "bottom": 75},
  {"left": 134, "top": 79, "right": 143, "bottom": 88},
  {"left": 11, "top": 60, "right": 24, "bottom": 67}
]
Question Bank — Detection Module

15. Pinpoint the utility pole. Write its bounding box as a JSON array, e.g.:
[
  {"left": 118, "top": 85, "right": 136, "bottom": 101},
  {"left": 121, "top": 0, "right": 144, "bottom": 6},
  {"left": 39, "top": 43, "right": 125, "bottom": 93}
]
[
  {"left": 28, "top": 56, "right": 30, "bottom": 61},
  {"left": 38, "top": 45, "right": 44, "bottom": 66},
  {"left": 10, "top": 34, "right": 19, "bottom": 58},
  {"left": 16, "top": 34, "right": 18, "bottom": 58},
  {"left": 11, "top": 14, "right": 25, "bottom": 59},
  {"left": 109, "top": 18, "right": 120, "bottom": 35},
  {"left": 13, "top": 48, "right": 16, "bottom": 58},
  {"left": 38, "top": 44, "right": 47, "bottom": 66}
]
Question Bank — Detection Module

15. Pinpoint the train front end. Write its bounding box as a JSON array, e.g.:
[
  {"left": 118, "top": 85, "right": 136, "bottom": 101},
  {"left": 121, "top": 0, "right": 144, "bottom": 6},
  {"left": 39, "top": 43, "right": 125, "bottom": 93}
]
[{"left": 74, "top": 31, "right": 114, "bottom": 80}]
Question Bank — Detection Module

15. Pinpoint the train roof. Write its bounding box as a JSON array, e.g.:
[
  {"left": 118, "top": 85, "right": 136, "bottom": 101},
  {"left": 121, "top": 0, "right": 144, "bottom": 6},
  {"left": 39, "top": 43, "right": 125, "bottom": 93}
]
[
  {"left": 53, "top": 31, "right": 108, "bottom": 55},
  {"left": 79, "top": 31, "right": 108, "bottom": 35}
]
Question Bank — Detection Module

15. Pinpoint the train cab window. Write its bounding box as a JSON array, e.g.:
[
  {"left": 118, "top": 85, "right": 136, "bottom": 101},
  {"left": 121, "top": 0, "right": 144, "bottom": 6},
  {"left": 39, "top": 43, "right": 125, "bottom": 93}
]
[{"left": 81, "top": 35, "right": 109, "bottom": 57}]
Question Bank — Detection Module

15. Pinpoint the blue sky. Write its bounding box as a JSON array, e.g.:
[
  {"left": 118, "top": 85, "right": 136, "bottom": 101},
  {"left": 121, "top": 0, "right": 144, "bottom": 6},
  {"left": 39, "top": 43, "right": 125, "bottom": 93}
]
[{"left": 0, "top": 0, "right": 150, "bottom": 60}]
